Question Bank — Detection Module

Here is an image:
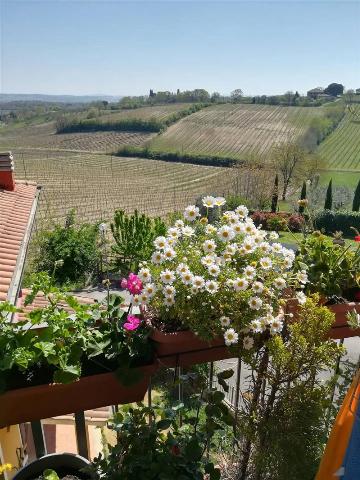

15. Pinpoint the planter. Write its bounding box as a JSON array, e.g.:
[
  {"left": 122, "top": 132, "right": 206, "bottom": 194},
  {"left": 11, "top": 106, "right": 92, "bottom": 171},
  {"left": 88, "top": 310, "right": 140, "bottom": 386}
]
[
  {"left": 286, "top": 298, "right": 360, "bottom": 339},
  {"left": 150, "top": 329, "right": 232, "bottom": 367},
  {"left": 13, "top": 453, "right": 91, "bottom": 480},
  {"left": 0, "top": 363, "right": 158, "bottom": 428}
]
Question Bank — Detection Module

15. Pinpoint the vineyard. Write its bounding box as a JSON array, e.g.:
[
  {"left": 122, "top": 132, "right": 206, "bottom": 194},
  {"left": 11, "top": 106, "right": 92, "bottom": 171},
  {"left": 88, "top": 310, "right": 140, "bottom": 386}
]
[
  {"left": 149, "top": 104, "right": 324, "bottom": 160},
  {"left": 317, "top": 105, "right": 360, "bottom": 171},
  {"left": 14, "top": 151, "right": 235, "bottom": 223},
  {"left": 98, "top": 103, "right": 193, "bottom": 122}
]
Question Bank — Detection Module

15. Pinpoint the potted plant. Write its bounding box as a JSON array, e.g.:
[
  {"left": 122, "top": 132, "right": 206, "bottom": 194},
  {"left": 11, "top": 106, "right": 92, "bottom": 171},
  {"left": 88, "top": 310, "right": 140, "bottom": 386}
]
[
  {"left": 90, "top": 370, "right": 234, "bottom": 480},
  {"left": 13, "top": 454, "right": 91, "bottom": 480},
  {"left": 292, "top": 231, "right": 360, "bottom": 338},
  {"left": 122, "top": 196, "right": 305, "bottom": 366},
  {"left": 0, "top": 274, "right": 157, "bottom": 427}
]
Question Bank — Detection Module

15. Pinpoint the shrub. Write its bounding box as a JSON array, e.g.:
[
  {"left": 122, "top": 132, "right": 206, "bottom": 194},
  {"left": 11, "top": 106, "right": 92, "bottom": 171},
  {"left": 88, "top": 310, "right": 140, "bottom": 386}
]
[
  {"left": 251, "top": 211, "right": 305, "bottom": 232},
  {"left": 111, "top": 210, "right": 166, "bottom": 275},
  {"left": 314, "top": 210, "right": 360, "bottom": 237},
  {"left": 35, "top": 210, "right": 100, "bottom": 286},
  {"left": 225, "top": 194, "right": 249, "bottom": 211}
]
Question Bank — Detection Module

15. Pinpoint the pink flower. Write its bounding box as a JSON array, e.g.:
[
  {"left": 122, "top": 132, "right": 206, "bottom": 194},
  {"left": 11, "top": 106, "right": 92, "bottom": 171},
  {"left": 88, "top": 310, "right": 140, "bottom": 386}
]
[
  {"left": 120, "top": 278, "right": 128, "bottom": 289},
  {"left": 127, "top": 273, "right": 143, "bottom": 295},
  {"left": 123, "top": 315, "right": 141, "bottom": 331}
]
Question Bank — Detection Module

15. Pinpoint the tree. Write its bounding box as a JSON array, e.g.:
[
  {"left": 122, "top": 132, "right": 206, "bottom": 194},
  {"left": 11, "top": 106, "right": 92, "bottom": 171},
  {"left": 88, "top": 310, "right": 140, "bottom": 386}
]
[
  {"left": 271, "top": 143, "right": 306, "bottom": 200},
  {"left": 211, "top": 92, "right": 220, "bottom": 103},
  {"left": 352, "top": 179, "right": 360, "bottom": 212},
  {"left": 231, "top": 89, "right": 243, "bottom": 103},
  {"left": 324, "top": 83, "right": 344, "bottom": 97},
  {"left": 298, "top": 181, "right": 307, "bottom": 214},
  {"left": 324, "top": 179, "right": 333, "bottom": 210},
  {"left": 271, "top": 174, "right": 279, "bottom": 213}
]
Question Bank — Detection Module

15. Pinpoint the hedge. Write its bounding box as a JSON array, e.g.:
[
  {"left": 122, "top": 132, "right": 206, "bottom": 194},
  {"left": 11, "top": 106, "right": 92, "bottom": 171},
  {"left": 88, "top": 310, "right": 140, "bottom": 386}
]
[
  {"left": 314, "top": 210, "right": 360, "bottom": 237},
  {"left": 251, "top": 211, "right": 305, "bottom": 232}
]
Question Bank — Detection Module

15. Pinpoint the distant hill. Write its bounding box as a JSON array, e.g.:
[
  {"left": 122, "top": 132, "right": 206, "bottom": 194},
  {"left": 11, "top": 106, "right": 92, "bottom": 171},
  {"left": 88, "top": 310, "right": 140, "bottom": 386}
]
[{"left": 0, "top": 93, "right": 121, "bottom": 104}]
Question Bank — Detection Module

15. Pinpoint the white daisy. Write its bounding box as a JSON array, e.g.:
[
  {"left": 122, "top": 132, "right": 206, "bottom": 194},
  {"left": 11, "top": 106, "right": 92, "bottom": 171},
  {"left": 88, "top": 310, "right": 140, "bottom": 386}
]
[
  {"left": 259, "top": 257, "right": 272, "bottom": 270},
  {"left": 138, "top": 267, "right": 151, "bottom": 283},
  {"left": 250, "top": 319, "right": 262, "bottom": 333},
  {"left": 176, "top": 263, "right": 189, "bottom": 275},
  {"left": 205, "top": 224, "right": 217, "bottom": 235},
  {"left": 243, "top": 336, "right": 254, "bottom": 350},
  {"left": 224, "top": 328, "right": 239, "bottom": 346},
  {"left": 160, "top": 269, "right": 176, "bottom": 284},
  {"left": 226, "top": 279, "right": 235, "bottom": 288},
  {"left": 192, "top": 275, "right": 205, "bottom": 290},
  {"left": 184, "top": 205, "right": 200, "bottom": 222},
  {"left": 154, "top": 236, "right": 168, "bottom": 250},
  {"left": 220, "top": 316, "right": 231, "bottom": 327},
  {"left": 258, "top": 242, "right": 271, "bottom": 254},
  {"left": 203, "top": 239, "right": 217, "bottom": 253},
  {"left": 244, "top": 265, "right": 256, "bottom": 279},
  {"left": 167, "top": 227, "right": 180, "bottom": 239},
  {"left": 234, "top": 277, "right": 249, "bottom": 292},
  {"left": 174, "top": 219, "right": 184, "bottom": 228},
  {"left": 144, "top": 283, "right": 157, "bottom": 297},
  {"left": 232, "top": 222, "right": 244, "bottom": 235},
  {"left": 274, "top": 277, "right": 286, "bottom": 289},
  {"left": 164, "top": 295, "right": 175, "bottom": 306},
  {"left": 131, "top": 294, "right": 142, "bottom": 306},
  {"left": 205, "top": 280, "right": 219, "bottom": 294},
  {"left": 235, "top": 205, "right": 249, "bottom": 218},
  {"left": 242, "top": 236, "right": 255, "bottom": 254},
  {"left": 270, "top": 316, "right": 283, "bottom": 334},
  {"left": 217, "top": 225, "right": 235, "bottom": 242},
  {"left": 296, "top": 291, "right": 307, "bottom": 305},
  {"left": 272, "top": 243, "right": 283, "bottom": 254},
  {"left": 296, "top": 271, "right": 308, "bottom": 284},
  {"left": 214, "top": 197, "right": 226, "bottom": 207},
  {"left": 225, "top": 243, "right": 237, "bottom": 255},
  {"left": 202, "top": 196, "right": 216, "bottom": 208},
  {"left": 163, "top": 285, "right": 176, "bottom": 296},
  {"left": 201, "top": 254, "right": 216, "bottom": 266},
  {"left": 140, "top": 293, "right": 149, "bottom": 305},
  {"left": 269, "top": 231, "right": 279, "bottom": 240},
  {"left": 249, "top": 296, "right": 263, "bottom": 310},
  {"left": 243, "top": 221, "right": 256, "bottom": 235},
  {"left": 181, "top": 271, "right": 194, "bottom": 285},
  {"left": 208, "top": 263, "right": 220, "bottom": 277},
  {"left": 163, "top": 247, "right": 177, "bottom": 261},
  {"left": 284, "top": 257, "right": 294, "bottom": 269},
  {"left": 151, "top": 251, "right": 163, "bottom": 264},
  {"left": 252, "top": 281, "right": 264, "bottom": 294},
  {"left": 182, "top": 226, "right": 195, "bottom": 237}
]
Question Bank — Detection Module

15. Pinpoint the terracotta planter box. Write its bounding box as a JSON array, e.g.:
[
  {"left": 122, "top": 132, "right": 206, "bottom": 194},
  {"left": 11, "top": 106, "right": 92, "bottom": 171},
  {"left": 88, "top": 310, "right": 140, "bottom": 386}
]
[
  {"left": 150, "top": 329, "right": 232, "bottom": 367},
  {"left": 286, "top": 299, "right": 360, "bottom": 339},
  {"left": 0, "top": 363, "right": 158, "bottom": 428}
]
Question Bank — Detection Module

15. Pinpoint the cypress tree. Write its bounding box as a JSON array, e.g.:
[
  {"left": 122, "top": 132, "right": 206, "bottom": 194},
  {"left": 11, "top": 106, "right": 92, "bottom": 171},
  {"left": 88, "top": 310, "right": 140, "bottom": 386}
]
[
  {"left": 352, "top": 179, "right": 360, "bottom": 212},
  {"left": 271, "top": 174, "right": 279, "bottom": 213},
  {"left": 298, "top": 181, "right": 307, "bottom": 214},
  {"left": 324, "top": 179, "right": 333, "bottom": 210}
]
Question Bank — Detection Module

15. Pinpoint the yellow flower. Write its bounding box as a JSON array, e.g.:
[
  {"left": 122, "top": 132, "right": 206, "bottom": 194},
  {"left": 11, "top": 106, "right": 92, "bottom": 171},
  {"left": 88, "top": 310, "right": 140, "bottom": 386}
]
[
  {"left": 0, "top": 464, "right": 13, "bottom": 474},
  {"left": 250, "top": 261, "right": 257, "bottom": 267},
  {"left": 200, "top": 217, "right": 208, "bottom": 225}
]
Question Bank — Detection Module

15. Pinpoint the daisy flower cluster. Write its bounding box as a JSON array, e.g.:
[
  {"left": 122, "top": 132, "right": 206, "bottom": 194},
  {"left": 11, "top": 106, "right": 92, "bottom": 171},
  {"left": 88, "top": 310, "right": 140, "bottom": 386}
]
[{"left": 127, "top": 196, "right": 308, "bottom": 350}]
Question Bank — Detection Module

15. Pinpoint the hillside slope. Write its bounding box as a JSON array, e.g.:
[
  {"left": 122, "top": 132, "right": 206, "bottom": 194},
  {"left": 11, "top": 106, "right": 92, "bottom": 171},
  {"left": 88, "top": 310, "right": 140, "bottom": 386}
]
[
  {"left": 149, "top": 104, "right": 324, "bottom": 160},
  {"left": 317, "top": 105, "right": 360, "bottom": 171}
]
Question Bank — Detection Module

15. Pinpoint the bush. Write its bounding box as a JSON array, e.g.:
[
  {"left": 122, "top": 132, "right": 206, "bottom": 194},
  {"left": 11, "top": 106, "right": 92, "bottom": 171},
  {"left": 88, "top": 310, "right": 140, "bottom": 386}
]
[
  {"left": 251, "top": 211, "right": 304, "bottom": 232},
  {"left": 35, "top": 211, "right": 100, "bottom": 286},
  {"left": 225, "top": 194, "right": 249, "bottom": 211},
  {"left": 314, "top": 210, "right": 360, "bottom": 237}
]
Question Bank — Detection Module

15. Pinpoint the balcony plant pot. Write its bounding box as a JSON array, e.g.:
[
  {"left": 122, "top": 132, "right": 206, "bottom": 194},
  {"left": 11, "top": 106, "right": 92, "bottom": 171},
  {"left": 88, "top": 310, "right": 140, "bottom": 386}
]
[
  {"left": 0, "top": 363, "right": 158, "bottom": 428},
  {"left": 286, "top": 298, "right": 360, "bottom": 339},
  {"left": 150, "top": 328, "right": 232, "bottom": 367},
  {"left": 13, "top": 453, "right": 91, "bottom": 480}
]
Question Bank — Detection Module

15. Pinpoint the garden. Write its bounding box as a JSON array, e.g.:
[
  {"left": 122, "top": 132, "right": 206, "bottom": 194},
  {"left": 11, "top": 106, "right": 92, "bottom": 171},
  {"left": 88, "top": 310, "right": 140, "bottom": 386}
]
[{"left": 1, "top": 195, "right": 360, "bottom": 480}]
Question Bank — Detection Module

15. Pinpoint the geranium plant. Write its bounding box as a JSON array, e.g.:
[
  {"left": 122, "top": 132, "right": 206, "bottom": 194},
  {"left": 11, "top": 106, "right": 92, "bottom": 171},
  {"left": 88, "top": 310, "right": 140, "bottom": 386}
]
[{"left": 123, "top": 196, "right": 307, "bottom": 349}]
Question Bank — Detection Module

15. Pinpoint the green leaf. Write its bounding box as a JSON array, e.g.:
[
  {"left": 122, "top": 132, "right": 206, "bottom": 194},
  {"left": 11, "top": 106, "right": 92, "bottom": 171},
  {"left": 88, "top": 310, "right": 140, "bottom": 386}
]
[
  {"left": 185, "top": 438, "right": 202, "bottom": 461},
  {"left": 205, "top": 463, "right": 221, "bottom": 480},
  {"left": 34, "top": 341, "right": 56, "bottom": 358},
  {"left": 218, "top": 377, "right": 229, "bottom": 393},
  {"left": 157, "top": 419, "right": 172, "bottom": 430},
  {"left": 213, "top": 391, "right": 225, "bottom": 404},
  {"left": 53, "top": 364, "right": 81, "bottom": 384},
  {"left": 217, "top": 368, "right": 234, "bottom": 380},
  {"left": 43, "top": 470, "right": 59, "bottom": 480}
]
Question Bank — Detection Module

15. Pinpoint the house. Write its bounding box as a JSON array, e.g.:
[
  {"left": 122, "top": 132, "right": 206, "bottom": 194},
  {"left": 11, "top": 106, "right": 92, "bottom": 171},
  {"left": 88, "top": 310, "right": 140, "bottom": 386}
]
[
  {"left": 0, "top": 152, "right": 41, "bottom": 476},
  {"left": 0, "top": 154, "right": 112, "bottom": 477},
  {"left": 307, "top": 87, "right": 324, "bottom": 99}
]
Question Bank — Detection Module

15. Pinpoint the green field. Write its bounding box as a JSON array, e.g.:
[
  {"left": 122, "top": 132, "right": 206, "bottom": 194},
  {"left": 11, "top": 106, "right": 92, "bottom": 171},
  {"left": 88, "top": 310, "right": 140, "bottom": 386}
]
[
  {"left": 149, "top": 104, "right": 324, "bottom": 160},
  {"left": 317, "top": 105, "right": 360, "bottom": 171}
]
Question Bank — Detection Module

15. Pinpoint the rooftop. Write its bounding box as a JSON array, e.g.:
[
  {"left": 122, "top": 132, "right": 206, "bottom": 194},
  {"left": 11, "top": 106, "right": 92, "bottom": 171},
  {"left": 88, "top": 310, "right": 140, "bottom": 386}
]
[{"left": 0, "top": 180, "right": 40, "bottom": 303}]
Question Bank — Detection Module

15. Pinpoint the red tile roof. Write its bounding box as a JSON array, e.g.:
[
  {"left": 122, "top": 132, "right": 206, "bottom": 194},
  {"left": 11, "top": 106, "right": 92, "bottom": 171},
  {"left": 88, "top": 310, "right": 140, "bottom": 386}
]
[
  {"left": 14, "top": 289, "right": 95, "bottom": 323},
  {"left": 0, "top": 181, "right": 40, "bottom": 302}
]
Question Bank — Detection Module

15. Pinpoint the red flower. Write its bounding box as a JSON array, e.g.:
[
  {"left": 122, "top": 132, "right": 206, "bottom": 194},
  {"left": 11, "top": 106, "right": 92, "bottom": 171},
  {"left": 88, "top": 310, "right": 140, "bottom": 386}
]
[
  {"left": 355, "top": 235, "right": 360, "bottom": 242},
  {"left": 171, "top": 445, "right": 181, "bottom": 456}
]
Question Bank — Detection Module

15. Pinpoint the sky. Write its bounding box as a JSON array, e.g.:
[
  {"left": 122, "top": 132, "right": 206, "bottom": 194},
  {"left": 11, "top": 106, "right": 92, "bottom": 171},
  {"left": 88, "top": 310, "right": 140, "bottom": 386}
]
[{"left": 0, "top": 0, "right": 359, "bottom": 96}]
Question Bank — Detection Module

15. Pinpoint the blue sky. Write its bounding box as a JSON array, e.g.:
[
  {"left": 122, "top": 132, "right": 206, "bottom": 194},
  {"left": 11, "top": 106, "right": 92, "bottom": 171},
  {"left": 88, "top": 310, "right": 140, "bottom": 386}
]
[{"left": 1, "top": 0, "right": 359, "bottom": 96}]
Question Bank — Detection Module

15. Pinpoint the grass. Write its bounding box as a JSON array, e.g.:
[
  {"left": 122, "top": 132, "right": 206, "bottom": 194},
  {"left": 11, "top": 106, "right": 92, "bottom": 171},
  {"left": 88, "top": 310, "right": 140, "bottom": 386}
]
[
  {"left": 319, "top": 170, "right": 360, "bottom": 189},
  {"left": 317, "top": 105, "right": 360, "bottom": 171},
  {"left": 149, "top": 104, "right": 324, "bottom": 160},
  {"left": 278, "top": 231, "right": 357, "bottom": 248}
]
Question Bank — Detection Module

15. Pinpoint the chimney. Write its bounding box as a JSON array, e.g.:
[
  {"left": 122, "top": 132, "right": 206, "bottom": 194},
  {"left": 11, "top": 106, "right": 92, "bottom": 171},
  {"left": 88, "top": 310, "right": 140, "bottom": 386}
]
[{"left": 0, "top": 152, "right": 15, "bottom": 191}]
